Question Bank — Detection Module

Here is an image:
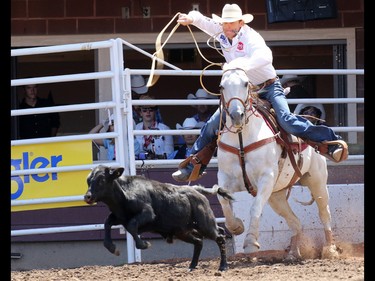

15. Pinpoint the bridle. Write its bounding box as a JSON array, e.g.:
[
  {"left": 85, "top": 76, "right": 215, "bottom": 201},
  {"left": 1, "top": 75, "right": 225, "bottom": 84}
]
[{"left": 218, "top": 68, "right": 257, "bottom": 134}]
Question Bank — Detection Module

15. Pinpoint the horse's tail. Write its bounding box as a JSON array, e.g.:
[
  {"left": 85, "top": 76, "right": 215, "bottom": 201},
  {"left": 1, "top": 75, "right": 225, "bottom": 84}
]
[
  {"left": 293, "top": 195, "right": 315, "bottom": 206},
  {"left": 193, "top": 184, "right": 234, "bottom": 201}
]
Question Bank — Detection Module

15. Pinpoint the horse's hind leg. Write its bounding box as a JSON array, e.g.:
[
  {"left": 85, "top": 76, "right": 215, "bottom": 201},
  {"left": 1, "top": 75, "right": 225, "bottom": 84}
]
[
  {"left": 301, "top": 178, "right": 341, "bottom": 259},
  {"left": 268, "top": 189, "right": 303, "bottom": 261}
]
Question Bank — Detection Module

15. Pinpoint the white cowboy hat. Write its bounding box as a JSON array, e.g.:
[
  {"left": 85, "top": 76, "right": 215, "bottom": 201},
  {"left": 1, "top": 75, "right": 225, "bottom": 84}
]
[
  {"left": 279, "top": 74, "right": 306, "bottom": 85},
  {"left": 176, "top": 117, "right": 205, "bottom": 130},
  {"left": 131, "top": 75, "right": 148, "bottom": 94},
  {"left": 212, "top": 4, "right": 254, "bottom": 24},
  {"left": 187, "top": 88, "right": 217, "bottom": 100},
  {"left": 294, "top": 103, "right": 326, "bottom": 120}
]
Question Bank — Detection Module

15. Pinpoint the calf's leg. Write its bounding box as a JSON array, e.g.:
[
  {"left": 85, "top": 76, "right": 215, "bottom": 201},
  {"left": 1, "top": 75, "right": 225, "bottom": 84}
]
[
  {"left": 176, "top": 231, "right": 203, "bottom": 271},
  {"left": 196, "top": 218, "right": 229, "bottom": 271},
  {"left": 104, "top": 213, "right": 121, "bottom": 256},
  {"left": 215, "top": 232, "right": 229, "bottom": 271},
  {"left": 125, "top": 208, "right": 155, "bottom": 249}
]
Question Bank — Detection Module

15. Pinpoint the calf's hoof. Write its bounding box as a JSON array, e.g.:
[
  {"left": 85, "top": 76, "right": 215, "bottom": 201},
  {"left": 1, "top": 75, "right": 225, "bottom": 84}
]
[
  {"left": 218, "top": 264, "right": 229, "bottom": 271},
  {"left": 136, "top": 240, "right": 151, "bottom": 249},
  {"left": 105, "top": 243, "right": 118, "bottom": 255}
]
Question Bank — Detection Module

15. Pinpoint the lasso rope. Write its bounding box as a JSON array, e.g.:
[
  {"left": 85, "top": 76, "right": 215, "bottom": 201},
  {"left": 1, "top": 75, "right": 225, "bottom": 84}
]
[
  {"left": 147, "top": 12, "right": 223, "bottom": 98},
  {"left": 147, "top": 13, "right": 181, "bottom": 87}
]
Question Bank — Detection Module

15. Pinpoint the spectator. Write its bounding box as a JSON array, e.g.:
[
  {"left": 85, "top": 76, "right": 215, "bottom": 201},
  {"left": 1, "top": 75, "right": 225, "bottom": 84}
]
[
  {"left": 175, "top": 88, "right": 217, "bottom": 146},
  {"left": 89, "top": 113, "right": 141, "bottom": 160},
  {"left": 294, "top": 103, "right": 326, "bottom": 125},
  {"left": 281, "top": 75, "right": 326, "bottom": 125},
  {"left": 169, "top": 117, "right": 205, "bottom": 159},
  {"left": 280, "top": 74, "right": 311, "bottom": 112},
  {"left": 131, "top": 75, "right": 149, "bottom": 124},
  {"left": 135, "top": 95, "right": 174, "bottom": 159},
  {"left": 187, "top": 88, "right": 217, "bottom": 123},
  {"left": 131, "top": 76, "right": 164, "bottom": 125},
  {"left": 18, "top": 84, "right": 60, "bottom": 139}
]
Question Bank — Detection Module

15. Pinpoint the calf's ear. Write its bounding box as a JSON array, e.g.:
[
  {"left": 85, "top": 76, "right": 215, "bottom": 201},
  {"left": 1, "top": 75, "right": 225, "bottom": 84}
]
[{"left": 107, "top": 167, "right": 125, "bottom": 180}]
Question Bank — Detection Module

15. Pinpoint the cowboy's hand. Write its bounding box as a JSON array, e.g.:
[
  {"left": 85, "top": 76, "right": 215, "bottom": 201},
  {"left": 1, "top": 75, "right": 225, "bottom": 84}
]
[{"left": 177, "top": 13, "right": 193, "bottom": 26}]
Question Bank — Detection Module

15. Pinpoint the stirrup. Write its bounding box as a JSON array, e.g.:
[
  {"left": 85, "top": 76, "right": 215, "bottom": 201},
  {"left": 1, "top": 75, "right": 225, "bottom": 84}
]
[
  {"left": 178, "top": 155, "right": 206, "bottom": 181},
  {"left": 321, "top": 140, "right": 348, "bottom": 163},
  {"left": 188, "top": 165, "right": 206, "bottom": 181}
]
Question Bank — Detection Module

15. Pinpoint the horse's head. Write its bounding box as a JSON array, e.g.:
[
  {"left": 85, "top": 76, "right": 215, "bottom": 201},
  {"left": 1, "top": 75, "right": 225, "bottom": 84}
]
[{"left": 220, "top": 68, "right": 250, "bottom": 128}]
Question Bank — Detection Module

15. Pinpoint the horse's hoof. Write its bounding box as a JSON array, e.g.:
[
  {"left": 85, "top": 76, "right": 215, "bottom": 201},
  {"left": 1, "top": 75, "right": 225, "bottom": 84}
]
[
  {"left": 285, "top": 247, "right": 302, "bottom": 262},
  {"left": 322, "top": 244, "right": 341, "bottom": 259},
  {"left": 243, "top": 241, "right": 260, "bottom": 254}
]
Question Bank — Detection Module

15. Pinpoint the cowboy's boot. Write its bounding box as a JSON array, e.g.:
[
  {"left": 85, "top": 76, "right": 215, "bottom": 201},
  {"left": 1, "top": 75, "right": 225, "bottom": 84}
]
[
  {"left": 325, "top": 140, "right": 349, "bottom": 162},
  {"left": 304, "top": 138, "right": 348, "bottom": 163},
  {"left": 172, "top": 139, "right": 217, "bottom": 182}
]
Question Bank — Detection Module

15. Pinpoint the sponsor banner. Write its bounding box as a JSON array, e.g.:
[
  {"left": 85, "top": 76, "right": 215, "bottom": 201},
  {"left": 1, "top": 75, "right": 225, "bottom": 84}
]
[{"left": 11, "top": 140, "right": 93, "bottom": 212}]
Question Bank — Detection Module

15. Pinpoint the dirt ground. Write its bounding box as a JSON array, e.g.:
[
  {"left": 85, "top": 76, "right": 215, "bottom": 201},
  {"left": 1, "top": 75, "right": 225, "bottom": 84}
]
[{"left": 11, "top": 242, "right": 364, "bottom": 281}]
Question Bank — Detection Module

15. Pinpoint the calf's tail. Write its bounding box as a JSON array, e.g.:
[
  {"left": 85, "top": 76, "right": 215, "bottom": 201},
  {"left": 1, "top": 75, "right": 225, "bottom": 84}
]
[{"left": 193, "top": 185, "right": 234, "bottom": 201}]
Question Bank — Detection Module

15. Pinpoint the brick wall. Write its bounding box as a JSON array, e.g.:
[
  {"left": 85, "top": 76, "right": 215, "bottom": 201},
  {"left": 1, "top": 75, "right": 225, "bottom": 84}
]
[
  {"left": 10, "top": 0, "right": 365, "bottom": 72},
  {"left": 11, "top": 0, "right": 364, "bottom": 35}
]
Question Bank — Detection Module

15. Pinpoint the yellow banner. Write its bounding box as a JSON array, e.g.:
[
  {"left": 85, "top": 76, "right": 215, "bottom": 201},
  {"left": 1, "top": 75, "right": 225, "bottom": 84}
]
[{"left": 11, "top": 140, "right": 93, "bottom": 212}]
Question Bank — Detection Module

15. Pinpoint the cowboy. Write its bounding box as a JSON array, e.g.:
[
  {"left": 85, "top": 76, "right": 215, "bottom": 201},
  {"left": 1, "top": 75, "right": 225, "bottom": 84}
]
[{"left": 172, "top": 3, "right": 348, "bottom": 182}]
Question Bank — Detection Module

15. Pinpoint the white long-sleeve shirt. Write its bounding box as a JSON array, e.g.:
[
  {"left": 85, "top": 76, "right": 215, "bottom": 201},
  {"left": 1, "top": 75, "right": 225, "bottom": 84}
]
[{"left": 188, "top": 11, "right": 277, "bottom": 85}]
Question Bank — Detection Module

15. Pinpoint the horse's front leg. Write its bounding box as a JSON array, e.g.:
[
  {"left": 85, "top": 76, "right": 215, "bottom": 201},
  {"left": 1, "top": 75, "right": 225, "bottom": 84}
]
[
  {"left": 242, "top": 193, "right": 272, "bottom": 254},
  {"left": 242, "top": 174, "right": 276, "bottom": 254},
  {"left": 215, "top": 184, "right": 244, "bottom": 235}
]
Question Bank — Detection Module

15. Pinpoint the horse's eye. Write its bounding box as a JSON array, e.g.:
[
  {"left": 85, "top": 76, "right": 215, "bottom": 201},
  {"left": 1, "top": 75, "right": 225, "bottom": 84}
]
[{"left": 244, "top": 81, "right": 248, "bottom": 88}]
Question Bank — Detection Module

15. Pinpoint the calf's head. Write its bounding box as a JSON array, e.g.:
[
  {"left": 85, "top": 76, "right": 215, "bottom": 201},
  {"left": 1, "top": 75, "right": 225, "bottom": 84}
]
[{"left": 84, "top": 165, "right": 125, "bottom": 205}]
